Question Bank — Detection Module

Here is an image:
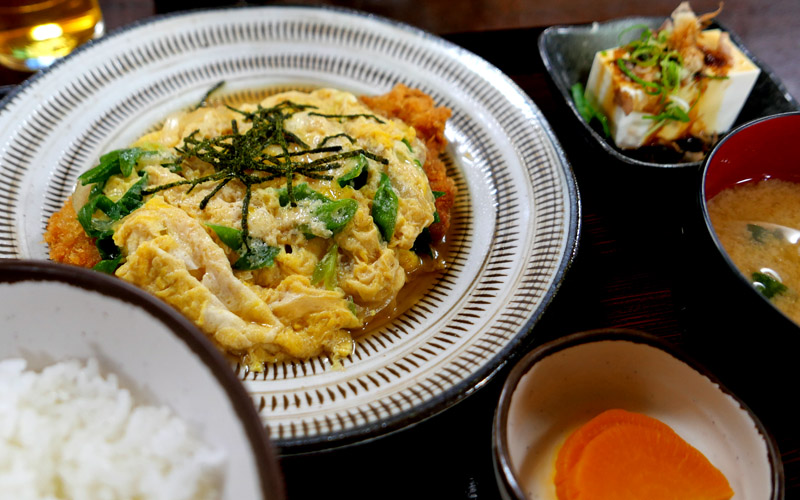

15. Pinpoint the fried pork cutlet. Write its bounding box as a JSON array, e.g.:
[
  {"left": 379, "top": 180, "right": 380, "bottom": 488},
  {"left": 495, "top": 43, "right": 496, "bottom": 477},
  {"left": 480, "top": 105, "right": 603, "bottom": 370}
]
[
  {"left": 361, "top": 84, "right": 456, "bottom": 241},
  {"left": 44, "top": 196, "right": 101, "bottom": 268}
]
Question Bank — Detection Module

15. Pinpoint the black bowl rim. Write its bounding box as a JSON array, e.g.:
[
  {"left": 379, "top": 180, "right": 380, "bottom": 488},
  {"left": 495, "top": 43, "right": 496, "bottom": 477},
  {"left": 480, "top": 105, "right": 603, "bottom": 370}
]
[
  {"left": 492, "top": 327, "right": 784, "bottom": 500},
  {"left": 0, "top": 259, "right": 286, "bottom": 500},
  {"left": 699, "top": 110, "right": 800, "bottom": 334},
  {"left": 537, "top": 15, "right": 799, "bottom": 170}
]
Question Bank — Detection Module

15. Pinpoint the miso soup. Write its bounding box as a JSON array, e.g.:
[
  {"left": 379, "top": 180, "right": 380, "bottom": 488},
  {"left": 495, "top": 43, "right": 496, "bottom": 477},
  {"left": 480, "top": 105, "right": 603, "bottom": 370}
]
[{"left": 708, "top": 179, "right": 800, "bottom": 324}]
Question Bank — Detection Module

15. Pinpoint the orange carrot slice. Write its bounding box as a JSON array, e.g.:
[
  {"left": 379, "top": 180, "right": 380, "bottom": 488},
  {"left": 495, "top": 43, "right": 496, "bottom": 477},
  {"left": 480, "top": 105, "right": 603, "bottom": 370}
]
[
  {"left": 554, "top": 409, "right": 667, "bottom": 499},
  {"left": 555, "top": 410, "right": 733, "bottom": 500}
]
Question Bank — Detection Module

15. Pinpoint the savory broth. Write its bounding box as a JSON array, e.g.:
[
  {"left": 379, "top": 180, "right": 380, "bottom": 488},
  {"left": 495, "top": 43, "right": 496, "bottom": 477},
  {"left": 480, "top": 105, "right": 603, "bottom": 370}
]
[
  {"left": 354, "top": 234, "right": 455, "bottom": 336},
  {"left": 707, "top": 178, "right": 800, "bottom": 323}
]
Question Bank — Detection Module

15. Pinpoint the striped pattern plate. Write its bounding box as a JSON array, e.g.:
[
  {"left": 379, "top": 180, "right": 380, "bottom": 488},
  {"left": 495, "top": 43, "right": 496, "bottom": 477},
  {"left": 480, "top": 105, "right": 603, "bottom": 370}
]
[{"left": 0, "top": 6, "right": 579, "bottom": 452}]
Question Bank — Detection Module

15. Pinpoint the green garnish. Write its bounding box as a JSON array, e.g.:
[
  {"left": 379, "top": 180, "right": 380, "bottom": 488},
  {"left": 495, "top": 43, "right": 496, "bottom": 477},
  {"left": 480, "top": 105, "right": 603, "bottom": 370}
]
[
  {"left": 618, "top": 23, "right": 653, "bottom": 44},
  {"left": 613, "top": 24, "right": 712, "bottom": 130},
  {"left": 277, "top": 183, "right": 330, "bottom": 207},
  {"left": 642, "top": 100, "right": 693, "bottom": 136},
  {"left": 206, "top": 223, "right": 244, "bottom": 250},
  {"left": 76, "top": 150, "right": 151, "bottom": 275},
  {"left": 234, "top": 239, "right": 281, "bottom": 271},
  {"left": 644, "top": 100, "right": 691, "bottom": 124},
  {"left": 206, "top": 223, "right": 281, "bottom": 270},
  {"left": 659, "top": 51, "right": 683, "bottom": 92},
  {"left": 699, "top": 73, "right": 730, "bottom": 80},
  {"left": 616, "top": 58, "right": 663, "bottom": 95},
  {"left": 401, "top": 138, "right": 413, "bottom": 151},
  {"left": 93, "top": 256, "right": 123, "bottom": 274},
  {"left": 615, "top": 24, "right": 684, "bottom": 99},
  {"left": 77, "top": 174, "right": 148, "bottom": 239},
  {"left": 337, "top": 154, "right": 369, "bottom": 189},
  {"left": 313, "top": 198, "right": 359, "bottom": 236},
  {"left": 279, "top": 184, "right": 359, "bottom": 238},
  {"left": 372, "top": 172, "right": 398, "bottom": 242},
  {"left": 311, "top": 243, "right": 338, "bottom": 290},
  {"left": 571, "top": 83, "right": 610, "bottom": 137},
  {"left": 411, "top": 227, "right": 439, "bottom": 259},
  {"left": 630, "top": 44, "right": 661, "bottom": 67},
  {"left": 78, "top": 148, "right": 151, "bottom": 185},
  {"left": 752, "top": 272, "right": 787, "bottom": 299},
  {"left": 115, "top": 175, "right": 150, "bottom": 215},
  {"left": 432, "top": 190, "right": 446, "bottom": 199},
  {"left": 747, "top": 224, "right": 776, "bottom": 244}
]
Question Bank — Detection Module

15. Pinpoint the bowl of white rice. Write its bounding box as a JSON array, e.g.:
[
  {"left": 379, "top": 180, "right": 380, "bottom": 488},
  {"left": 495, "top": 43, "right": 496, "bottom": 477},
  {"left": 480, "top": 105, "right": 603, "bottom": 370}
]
[{"left": 0, "top": 260, "right": 285, "bottom": 500}]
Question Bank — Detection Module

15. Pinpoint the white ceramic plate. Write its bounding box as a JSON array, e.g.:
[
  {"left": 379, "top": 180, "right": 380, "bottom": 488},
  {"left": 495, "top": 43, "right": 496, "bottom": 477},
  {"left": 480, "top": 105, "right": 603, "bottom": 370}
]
[{"left": 0, "top": 6, "right": 579, "bottom": 451}]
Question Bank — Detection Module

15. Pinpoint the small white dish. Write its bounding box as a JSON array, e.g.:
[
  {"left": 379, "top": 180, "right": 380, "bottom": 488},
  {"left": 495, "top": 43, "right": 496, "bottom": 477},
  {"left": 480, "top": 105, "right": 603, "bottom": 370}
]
[
  {"left": 493, "top": 329, "right": 782, "bottom": 500},
  {"left": 0, "top": 260, "right": 284, "bottom": 500}
]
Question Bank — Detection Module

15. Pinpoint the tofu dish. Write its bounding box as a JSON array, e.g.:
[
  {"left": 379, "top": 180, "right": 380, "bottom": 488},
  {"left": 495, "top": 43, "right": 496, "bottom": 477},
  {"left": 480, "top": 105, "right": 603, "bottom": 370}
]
[
  {"left": 577, "top": 2, "right": 760, "bottom": 161},
  {"left": 45, "top": 84, "right": 455, "bottom": 371}
]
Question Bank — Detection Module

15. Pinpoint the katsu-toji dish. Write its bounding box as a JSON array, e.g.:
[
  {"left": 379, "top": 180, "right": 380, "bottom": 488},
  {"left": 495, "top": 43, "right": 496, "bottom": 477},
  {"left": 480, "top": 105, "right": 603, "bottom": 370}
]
[{"left": 45, "top": 84, "right": 456, "bottom": 370}]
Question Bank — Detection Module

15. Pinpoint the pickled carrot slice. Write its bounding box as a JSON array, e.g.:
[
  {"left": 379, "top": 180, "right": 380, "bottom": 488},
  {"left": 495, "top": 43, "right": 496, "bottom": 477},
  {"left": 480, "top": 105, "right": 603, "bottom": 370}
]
[{"left": 555, "top": 409, "right": 733, "bottom": 500}]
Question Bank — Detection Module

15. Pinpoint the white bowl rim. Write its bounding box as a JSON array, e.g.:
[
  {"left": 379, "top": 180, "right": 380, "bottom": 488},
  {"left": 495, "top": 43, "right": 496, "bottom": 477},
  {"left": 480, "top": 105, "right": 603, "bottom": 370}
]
[
  {"left": 492, "top": 327, "right": 784, "bottom": 500},
  {"left": 0, "top": 259, "right": 286, "bottom": 500}
]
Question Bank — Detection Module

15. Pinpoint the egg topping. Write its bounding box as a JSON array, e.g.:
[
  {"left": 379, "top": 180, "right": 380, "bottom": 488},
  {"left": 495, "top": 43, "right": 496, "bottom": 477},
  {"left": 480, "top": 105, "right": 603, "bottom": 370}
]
[{"left": 62, "top": 88, "right": 448, "bottom": 370}]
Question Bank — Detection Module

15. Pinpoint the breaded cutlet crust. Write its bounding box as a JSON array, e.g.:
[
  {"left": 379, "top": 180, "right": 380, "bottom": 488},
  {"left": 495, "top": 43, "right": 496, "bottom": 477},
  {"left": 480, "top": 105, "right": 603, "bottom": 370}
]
[
  {"left": 360, "top": 84, "right": 456, "bottom": 241},
  {"left": 44, "top": 196, "right": 101, "bottom": 267}
]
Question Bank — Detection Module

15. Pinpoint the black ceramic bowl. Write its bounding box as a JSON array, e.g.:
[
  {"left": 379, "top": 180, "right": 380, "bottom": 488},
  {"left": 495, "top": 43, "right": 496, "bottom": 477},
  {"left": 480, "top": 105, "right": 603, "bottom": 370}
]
[
  {"left": 492, "top": 329, "right": 782, "bottom": 500},
  {"left": 697, "top": 112, "right": 800, "bottom": 334},
  {"left": 679, "top": 112, "right": 800, "bottom": 452},
  {"left": 538, "top": 16, "right": 799, "bottom": 169}
]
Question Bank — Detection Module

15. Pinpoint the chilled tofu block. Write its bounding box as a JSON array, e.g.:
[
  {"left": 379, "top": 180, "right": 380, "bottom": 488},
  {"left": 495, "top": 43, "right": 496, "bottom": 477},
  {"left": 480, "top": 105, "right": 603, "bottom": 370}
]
[{"left": 585, "top": 28, "right": 760, "bottom": 150}]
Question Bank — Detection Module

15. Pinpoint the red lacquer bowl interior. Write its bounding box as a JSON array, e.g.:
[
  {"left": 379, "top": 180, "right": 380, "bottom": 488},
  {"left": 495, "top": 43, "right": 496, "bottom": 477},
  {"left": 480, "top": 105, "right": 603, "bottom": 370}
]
[{"left": 704, "top": 112, "right": 800, "bottom": 200}]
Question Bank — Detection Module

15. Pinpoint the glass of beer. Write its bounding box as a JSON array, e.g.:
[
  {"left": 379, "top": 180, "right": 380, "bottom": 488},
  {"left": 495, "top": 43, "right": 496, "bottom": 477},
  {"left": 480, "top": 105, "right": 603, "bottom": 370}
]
[{"left": 0, "top": 0, "right": 104, "bottom": 72}]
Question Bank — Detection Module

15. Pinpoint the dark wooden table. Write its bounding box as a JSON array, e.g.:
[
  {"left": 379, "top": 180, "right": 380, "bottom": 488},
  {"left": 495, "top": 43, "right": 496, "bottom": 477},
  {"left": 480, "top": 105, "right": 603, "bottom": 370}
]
[{"left": 3, "top": 1, "right": 799, "bottom": 498}]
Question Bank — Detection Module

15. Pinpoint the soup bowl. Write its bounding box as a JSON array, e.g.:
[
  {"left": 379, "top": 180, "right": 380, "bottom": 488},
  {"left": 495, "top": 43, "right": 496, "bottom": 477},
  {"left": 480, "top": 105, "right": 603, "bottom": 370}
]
[
  {"left": 696, "top": 111, "right": 800, "bottom": 348},
  {"left": 683, "top": 111, "right": 800, "bottom": 446}
]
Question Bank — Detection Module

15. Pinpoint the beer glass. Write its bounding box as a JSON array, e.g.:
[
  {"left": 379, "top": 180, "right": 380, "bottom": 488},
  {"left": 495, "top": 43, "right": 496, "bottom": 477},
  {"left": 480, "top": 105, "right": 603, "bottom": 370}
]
[{"left": 0, "top": 0, "right": 104, "bottom": 71}]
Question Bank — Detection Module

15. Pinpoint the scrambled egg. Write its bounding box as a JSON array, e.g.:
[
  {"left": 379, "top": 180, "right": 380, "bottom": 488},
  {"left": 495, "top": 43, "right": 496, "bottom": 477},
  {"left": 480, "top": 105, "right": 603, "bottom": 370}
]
[{"left": 74, "top": 88, "right": 442, "bottom": 369}]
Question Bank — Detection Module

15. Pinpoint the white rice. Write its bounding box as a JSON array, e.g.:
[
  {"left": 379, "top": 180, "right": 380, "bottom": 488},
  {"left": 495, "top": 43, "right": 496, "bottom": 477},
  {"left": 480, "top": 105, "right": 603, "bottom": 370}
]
[{"left": 0, "top": 358, "right": 226, "bottom": 500}]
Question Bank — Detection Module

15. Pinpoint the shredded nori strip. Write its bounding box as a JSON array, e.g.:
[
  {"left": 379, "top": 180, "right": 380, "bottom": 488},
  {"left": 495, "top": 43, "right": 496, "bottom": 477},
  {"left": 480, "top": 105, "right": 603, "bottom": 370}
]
[
  {"left": 141, "top": 100, "right": 388, "bottom": 243},
  {"left": 194, "top": 81, "right": 225, "bottom": 110},
  {"left": 308, "top": 112, "right": 386, "bottom": 124}
]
